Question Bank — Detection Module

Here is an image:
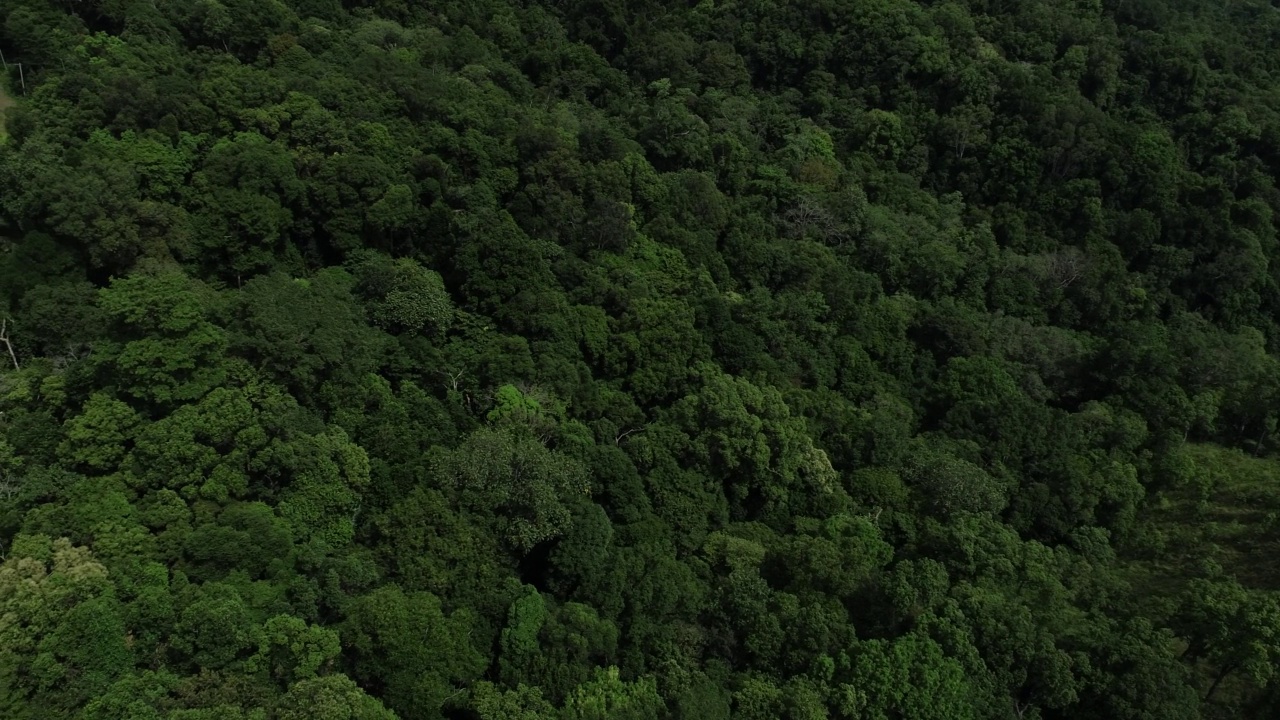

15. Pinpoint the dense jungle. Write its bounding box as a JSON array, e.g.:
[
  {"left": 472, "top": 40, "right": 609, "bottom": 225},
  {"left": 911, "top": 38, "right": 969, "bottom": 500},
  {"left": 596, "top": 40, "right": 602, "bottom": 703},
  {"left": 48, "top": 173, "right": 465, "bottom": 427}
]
[{"left": 4, "top": 0, "right": 1280, "bottom": 718}]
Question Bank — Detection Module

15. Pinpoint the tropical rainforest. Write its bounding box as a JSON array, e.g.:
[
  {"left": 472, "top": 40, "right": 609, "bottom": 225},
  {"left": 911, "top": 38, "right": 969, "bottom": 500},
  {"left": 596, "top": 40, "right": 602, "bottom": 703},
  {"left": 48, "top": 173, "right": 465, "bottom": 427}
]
[{"left": 2, "top": 0, "right": 1280, "bottom": 718}]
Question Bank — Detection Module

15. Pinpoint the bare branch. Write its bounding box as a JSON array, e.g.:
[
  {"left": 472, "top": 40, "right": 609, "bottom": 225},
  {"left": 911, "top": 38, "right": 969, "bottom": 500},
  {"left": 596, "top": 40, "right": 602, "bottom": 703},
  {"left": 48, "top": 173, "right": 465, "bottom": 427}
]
[
  {"left": 615, "top": 427, "right": 645, "bottom": 445},
  {"left": 1037, "top": 248, "right": 1092, "bottom": 289},
  {"left": 439, "top": 369, "right": 465, "bottom": 393},
  {"left": 781, "top": 200, "right": 849, "bottom": 245},
  {"left": 0, "top": 319, "right": 19, "bottom": 371}
]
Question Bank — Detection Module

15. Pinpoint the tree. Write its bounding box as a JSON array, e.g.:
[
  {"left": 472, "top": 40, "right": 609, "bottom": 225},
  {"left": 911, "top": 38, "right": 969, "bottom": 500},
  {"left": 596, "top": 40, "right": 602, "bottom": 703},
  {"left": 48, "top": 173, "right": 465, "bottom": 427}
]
[
  {"left": 777, "top": 514, "right": 894, "bottom": 600},
  {"left": 248, "top": 615, "right": 341, "bottom": 687},
  {"left": 469, "top": 681, "right": 556, "bottom": 720},
  {"left": 91, "top": 268, "right": 229, "bottom": 413},
  {"left": 273, "top": 426, "right": 371, "bottom": 551},
  {"left": 545, "top": 497, "right": 619, "bottom": 609},
  {"left": 1175, "top": 576, "right": 1280, "bottom": 701},
  {"left": 366, "top": 484, "right": 510, "bottom": 623},
  {"left": 930, "top": 355, "right": 1046, "bottom": 471},
  {"left": 435, "top": 426, "right": 590, "bottom": 553},
  {"left": 341, "top": 584, "right": 486, "bottom": 719},
  {"left": 0, "top": 536, "right": 133, "bottom": 717},
  {"left": 59, "top": 392, "right": 144, "bottom": 473},
  {"left": 561, "top": 666, "right": 665, "bottom": 720},
  {"left": 500, "top": 597, "right": 620, "bottom": 703},
  {"left": 13, "top": 280, "right": 103, "bottom": 360},
  {"left": 171, "top": 581, "right": 263, "bottom": 672},
  {"left": 231, "top": 269, "right": 386, "bottom": 401},
  {"left": 662, "top": 364, "right": 840, "bottom": 525},
  {"left": 189, "top": 131, "right": 304, "bottom": 278},
  {"left": 1070, "top": 617, "right": 1200, "bottom": 720},
  {"left": 836, "top": 633, "right": 978, "bottom": 720},
  {"left": 901, "top": 441, "right": 1011, "bottom": 517},
  {"left": 275, "top": 674, "right": 400, "bottom": 720},
  {"left": 349, "top": 251, "right": 454, "bottom": 336}
]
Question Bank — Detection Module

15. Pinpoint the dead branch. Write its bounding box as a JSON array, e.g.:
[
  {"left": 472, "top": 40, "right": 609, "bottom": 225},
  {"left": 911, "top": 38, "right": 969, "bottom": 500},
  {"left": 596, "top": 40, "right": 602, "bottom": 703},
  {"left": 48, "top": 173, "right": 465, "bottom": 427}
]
[
  {"left": 440, "top": 369, "right": 465, "bottom": 393},
  {"left": 1041, "top": 248, "right": 1091, "bottom": 289},
  {"left": 782, "top": 200, "right": 849, "bottom": 244},
  {"left": 0, "top": 319, "right": 19, "bottom": 371},
  {"left": 615, "top": 427, "right": 645, "bottom": 445}
]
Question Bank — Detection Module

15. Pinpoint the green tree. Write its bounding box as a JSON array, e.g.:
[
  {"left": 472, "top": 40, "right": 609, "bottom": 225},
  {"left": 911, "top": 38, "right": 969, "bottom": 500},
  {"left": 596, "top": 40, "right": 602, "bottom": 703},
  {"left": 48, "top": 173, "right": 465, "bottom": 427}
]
[
  {"left": 435, "top": 426, "right": 590, "bottom": 553},
  {"left": 189, "top": 131, "right": 304, "bottom": 278},
  {"left": 0, "top": 536, "right": 133, "bottom": 717},
  {"left": 59, "top": 392, "right": 144, "bottom": 473},
  {"left": 470, "top": 681, "right": 556, "bottom": 720},
  {"left": 171, "top": 581, "right": 263, "bottom": 672},
  {"left": 561, "top": 666, "right": 665, "bottom": 720},
  {"left": 1175, "top": 576, "right": 1280, "bottom": 701},
  {"left": 661, "top": 364, "right": 840, "bottom": 525},
  {"left": 247, "top": 615, "right": 341, "bottom": 686},
  {"left": 92, "top": 268, "right": 229, "bottom": 412},
  {"left": 273, "top": 426, "right": 371, "bottom": 551},
  {"left": 349, "top": 251, "right": 455, "bottom": 336},
  {"left": 231, "top": 269, "right": 386, "bottom": 401},
  {"left": 342, "top": 584, "right": 486, "bottom": 719},
  {"left": 275, "top": 674, "right": 400, "bottom": 720},
  {"left": 901, "top": 440, "right": 1011, "bottom": 517},
  {"left": 836, "top": 633, "right": 977, "bottom": 720}
]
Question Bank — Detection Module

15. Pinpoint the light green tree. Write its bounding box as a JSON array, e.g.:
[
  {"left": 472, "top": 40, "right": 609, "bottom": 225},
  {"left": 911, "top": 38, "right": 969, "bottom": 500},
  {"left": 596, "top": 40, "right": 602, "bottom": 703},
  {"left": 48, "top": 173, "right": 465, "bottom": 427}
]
[
  {"left": 561, "top": 666, "right": 665, "bottom": 720},
  {"left": 275, "top": 674, "right": 400, "bottom": 720},
  {"left": 349, "top": 251, "right": 454, "bottom": 336},
  {"left": 0, "top": 536, "right": 133, "bottom": 717},
  {"left": 436, "top": 426, "right": 590, "bottom": 553}
]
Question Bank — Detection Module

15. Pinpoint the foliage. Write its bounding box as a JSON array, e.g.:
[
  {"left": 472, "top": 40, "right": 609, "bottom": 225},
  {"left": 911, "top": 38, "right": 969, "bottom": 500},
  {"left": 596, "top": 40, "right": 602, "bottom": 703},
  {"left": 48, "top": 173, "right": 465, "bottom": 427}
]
[{"left": 1, "top": 0, "right": 1280, "bottom": 717}]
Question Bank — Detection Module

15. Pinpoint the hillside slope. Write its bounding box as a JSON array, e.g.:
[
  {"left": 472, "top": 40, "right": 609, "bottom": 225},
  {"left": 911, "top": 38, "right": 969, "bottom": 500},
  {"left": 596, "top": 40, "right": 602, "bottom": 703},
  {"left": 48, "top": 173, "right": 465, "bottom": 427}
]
[{"left": 2, "top": 1, "right": 1280, "bottom": 718}]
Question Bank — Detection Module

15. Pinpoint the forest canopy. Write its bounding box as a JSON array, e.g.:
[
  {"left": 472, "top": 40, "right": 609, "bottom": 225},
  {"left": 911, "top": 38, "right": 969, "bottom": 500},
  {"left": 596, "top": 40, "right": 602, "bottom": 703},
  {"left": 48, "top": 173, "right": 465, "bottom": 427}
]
[{"left": 4, "top": 0, "right": 1280, "bottom": 718}]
